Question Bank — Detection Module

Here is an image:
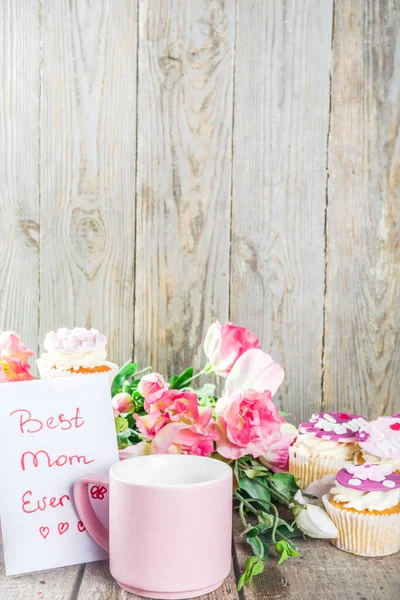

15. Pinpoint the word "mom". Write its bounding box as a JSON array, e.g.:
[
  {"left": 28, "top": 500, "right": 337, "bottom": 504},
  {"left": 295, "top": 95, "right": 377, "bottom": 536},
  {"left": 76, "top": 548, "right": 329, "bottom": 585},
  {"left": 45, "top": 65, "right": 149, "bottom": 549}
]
[{"left": 20, "top": 449, "right": 95, "bottom": 472}]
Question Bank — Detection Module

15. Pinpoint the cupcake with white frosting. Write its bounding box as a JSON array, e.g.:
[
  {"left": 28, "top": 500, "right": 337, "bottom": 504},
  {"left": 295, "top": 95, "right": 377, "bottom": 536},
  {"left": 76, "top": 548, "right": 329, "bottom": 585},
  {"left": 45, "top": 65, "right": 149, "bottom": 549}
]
[
  {"left": 289, "top": 412, "right": 367, "bottom": 488},
  {"left": 322, "top": 463, "right": 400, "bottom": 556},
  {"left": 356, "top": 416, "right": 400, "bottom": 473},
  {"left": 37, "top": 328, "right": 118, "bottom": 383}
]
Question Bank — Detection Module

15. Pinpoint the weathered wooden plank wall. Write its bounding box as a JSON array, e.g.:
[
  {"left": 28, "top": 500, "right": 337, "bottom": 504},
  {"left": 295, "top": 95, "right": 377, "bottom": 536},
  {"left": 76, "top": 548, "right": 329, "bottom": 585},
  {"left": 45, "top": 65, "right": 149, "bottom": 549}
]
[
  {"left": 134, "top": 0, "right": 234, "bottom": 375},
  {"left": 324, "top": 0, "right": 400, "bottom": 419},
  {"left": 1, "top": 0, "right": 399, "bottom": 423},
  {"left": 0, "top": 0, "right": 40, "bottom": 357},
  {"left": 40, "top": 0, "right": 137, "bottom": 368},
  {"left": 232, "top": 0, "right": 333, "bottom": 422}
]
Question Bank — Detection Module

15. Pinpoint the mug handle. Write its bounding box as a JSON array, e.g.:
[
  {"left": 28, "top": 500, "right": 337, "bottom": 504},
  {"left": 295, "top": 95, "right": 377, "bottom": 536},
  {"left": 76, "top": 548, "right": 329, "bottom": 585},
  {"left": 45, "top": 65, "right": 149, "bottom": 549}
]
[{"left": 74, "top": 474, "right": 110, "bottom": 552}]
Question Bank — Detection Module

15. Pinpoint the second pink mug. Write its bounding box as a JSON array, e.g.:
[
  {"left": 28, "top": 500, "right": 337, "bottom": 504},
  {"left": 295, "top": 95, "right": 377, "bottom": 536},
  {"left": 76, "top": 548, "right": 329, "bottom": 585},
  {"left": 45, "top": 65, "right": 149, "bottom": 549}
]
[{"left": 74, "top": 454, "right": 232, "bottom": 599}]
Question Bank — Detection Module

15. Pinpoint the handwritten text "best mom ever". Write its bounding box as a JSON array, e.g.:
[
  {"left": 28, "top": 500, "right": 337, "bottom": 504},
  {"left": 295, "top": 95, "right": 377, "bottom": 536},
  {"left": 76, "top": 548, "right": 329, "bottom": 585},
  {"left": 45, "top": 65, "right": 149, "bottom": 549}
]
[{"left": 10, "top": 407, "right": 107, "bottom": 539}]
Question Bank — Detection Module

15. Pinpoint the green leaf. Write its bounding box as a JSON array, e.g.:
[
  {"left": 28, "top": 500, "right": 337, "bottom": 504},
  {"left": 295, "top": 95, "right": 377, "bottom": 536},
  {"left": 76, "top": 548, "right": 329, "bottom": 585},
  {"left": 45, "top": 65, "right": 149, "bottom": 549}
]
[
  {"left": 259, "top": 520, "right": 298, "bottom": 544},
  {"left": 198, "top": 395, "right": 217, "bottom": 408},
  {"left": 237, "top": 572, "right": 247, "bottom": 592},
  {"left": 237, "top": 556, "right": 264, "bottom": 590},
  {"left": 238, "top": 475, "right": 271, "bottom": 510},
  {"left": 246, "top": 521, "right": 272, "bottom": 538},
  {"left": 111, "top": 361, "right": 138, "bottom": 396},
  {"left": 169, "top": 367, "right": 194, "bottom": 390},
  {"left": 244, "top": 468, "right": 269, "bottom": 479},
  {"left": 269, "top": 472, "right": 300, "bottom": 502},
  {"left": 115, "top": 416, "right": 129, "bottom": 433},
  {"left": 196, "top": 383, "right": 216, "bottom": 398},
  {"left": 278, "top": 410, "right": 291, "bottom": 418},
  {"left": 247, "top": 535, "right": 265, "bottom": 559},
  {"left": 256, "top": 513, "right": 274, "bottom": 529},
  {"left": 274, "top": 540, "right": 300, "bottom": 564}
]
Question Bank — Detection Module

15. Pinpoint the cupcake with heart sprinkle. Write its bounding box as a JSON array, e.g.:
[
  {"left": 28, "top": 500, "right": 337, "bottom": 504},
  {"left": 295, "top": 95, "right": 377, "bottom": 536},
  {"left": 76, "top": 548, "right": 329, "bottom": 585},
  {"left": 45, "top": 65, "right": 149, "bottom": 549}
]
[
  {"left": 37, "top": 327, "right": 118, "bottom": 384},
  {"left": 289, "top": 412, "right": 367, "bottom": 488},
  {"left": 356, "top": 416, "right": 400, "bottom": 473},
  {"left": 323, "top": 463, "right": 400, "bottom": 556}
]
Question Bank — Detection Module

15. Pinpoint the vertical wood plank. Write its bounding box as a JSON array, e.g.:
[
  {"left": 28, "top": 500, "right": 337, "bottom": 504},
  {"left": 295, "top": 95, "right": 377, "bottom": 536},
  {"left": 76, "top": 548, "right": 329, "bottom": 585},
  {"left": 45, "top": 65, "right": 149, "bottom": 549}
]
[
  {"left": 39, "top": 0, "right": 137, "bottom": 366},
  {"left": 0, "top": 0, "right": 40, "bottom": 357},
  {"left": 324, "top": 0, "right": 400, "bottom": 417},
  {"left": 134, "top": 0, "right": 235, "bottom": 375},
  {"left": 231, "top": 0, "right": 333, "bottom": 422}
]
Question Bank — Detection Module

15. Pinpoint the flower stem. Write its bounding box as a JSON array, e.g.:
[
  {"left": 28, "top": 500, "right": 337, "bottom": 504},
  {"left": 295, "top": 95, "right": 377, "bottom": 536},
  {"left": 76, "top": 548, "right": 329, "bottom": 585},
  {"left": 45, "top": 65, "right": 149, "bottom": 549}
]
[
  {"left": 263, "top": 481, "right": 291, "bottom": 508},
  {"left": 269, "top": 503, "right": 280, "bottom": 544},
  {"left": 239, "top": 502, "right": 248, "bottom": 529},
  {"left": 181, "top": 369, "right": 206, "bottom": 387},
  {"left": 234, "top": 492, "right": 259, "bottom": 517},
  {"left": 135, "top": 366, "right": 152, "bottom": 378}
]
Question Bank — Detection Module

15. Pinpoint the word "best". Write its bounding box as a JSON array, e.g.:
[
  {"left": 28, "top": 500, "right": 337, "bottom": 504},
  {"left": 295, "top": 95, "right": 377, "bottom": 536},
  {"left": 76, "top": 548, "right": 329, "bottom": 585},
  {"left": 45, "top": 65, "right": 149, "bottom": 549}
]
[{"left": 10, "top": 408, "right": 84, "bottom": 434}]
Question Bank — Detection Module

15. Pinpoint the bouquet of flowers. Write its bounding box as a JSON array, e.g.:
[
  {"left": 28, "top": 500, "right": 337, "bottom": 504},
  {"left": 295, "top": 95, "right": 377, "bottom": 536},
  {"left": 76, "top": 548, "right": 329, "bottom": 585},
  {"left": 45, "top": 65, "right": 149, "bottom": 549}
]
[{"left": 111, "top": 321, "right": 337, "bottom": 588}]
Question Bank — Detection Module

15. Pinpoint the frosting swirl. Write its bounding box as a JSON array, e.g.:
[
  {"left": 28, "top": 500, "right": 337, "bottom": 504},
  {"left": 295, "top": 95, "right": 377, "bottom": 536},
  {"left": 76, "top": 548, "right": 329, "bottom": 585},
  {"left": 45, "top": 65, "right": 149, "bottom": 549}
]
[
  {"left": 330, "top": 482, "right": 400, "bottom": 512},
  {"left": 356, "top": 417, "right": 400, "bottom": 460},
  {"left": 292, "top": 434, "right": 354, "bottom": 459},
  {"left": 331, "top": 463, "right": 400, "bottom": 511},
  {"left": 44, "top": 328, "right": 107, "bottom": 353},
  {"left": 38, "top": 328, "right": 111, "bottom": 371}
]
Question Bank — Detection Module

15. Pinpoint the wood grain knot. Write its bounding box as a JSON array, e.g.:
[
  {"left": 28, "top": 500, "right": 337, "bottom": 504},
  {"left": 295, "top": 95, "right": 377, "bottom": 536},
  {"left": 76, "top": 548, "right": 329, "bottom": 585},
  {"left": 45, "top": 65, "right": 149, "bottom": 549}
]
[
  {"left": 159, "top": 43, "right": 183, "bottom": 83},
  {"left": 18, "top": 220, "right": 39, "bottom": 250},
  {"left": 69, "top": 207, "right": 106, "bottom": 281}
]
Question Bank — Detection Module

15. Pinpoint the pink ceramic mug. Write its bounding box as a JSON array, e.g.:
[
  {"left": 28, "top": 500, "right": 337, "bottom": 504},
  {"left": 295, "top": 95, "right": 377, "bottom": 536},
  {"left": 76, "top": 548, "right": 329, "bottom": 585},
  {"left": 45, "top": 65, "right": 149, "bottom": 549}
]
[{"left": 74, "top": 454, "right": 232, "bottom": 599}]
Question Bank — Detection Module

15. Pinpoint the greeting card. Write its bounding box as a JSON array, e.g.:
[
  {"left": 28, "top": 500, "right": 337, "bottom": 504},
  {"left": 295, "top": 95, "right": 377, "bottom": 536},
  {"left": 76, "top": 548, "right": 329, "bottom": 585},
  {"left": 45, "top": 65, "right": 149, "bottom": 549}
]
[{"left": 0, "top": 374, "right": 118, "bottom": 575}]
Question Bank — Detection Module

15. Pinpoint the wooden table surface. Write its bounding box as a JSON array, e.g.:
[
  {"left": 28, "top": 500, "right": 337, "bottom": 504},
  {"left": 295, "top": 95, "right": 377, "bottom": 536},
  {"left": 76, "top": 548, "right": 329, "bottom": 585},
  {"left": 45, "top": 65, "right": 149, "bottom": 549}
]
[{"left": 1, "top": 513, "right": 399, "bottom": 600}]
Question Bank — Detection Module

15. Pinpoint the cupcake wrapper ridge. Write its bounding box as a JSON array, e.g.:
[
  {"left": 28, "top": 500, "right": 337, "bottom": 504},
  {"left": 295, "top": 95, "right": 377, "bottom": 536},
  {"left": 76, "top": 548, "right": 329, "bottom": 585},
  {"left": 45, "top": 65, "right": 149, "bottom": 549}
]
[
  {"left": 322, "top": 494, "right": 400, "bottom": 557},
  {"left": 289, "top": 447, "right": 348, "bottom": 489}
]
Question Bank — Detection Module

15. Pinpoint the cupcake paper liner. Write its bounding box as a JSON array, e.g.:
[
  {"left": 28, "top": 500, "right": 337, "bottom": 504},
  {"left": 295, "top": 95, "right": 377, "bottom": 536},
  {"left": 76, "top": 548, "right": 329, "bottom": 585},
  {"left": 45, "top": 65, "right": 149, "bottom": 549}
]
[
  {"left": 37, "top": 361, "right": 119, "bottom": 385},
  {"left": 322, "top": 493, "right": 400, "bottom": 557},
  {"left": 289, "top": 447, "right": 348, "bottom": 489}
]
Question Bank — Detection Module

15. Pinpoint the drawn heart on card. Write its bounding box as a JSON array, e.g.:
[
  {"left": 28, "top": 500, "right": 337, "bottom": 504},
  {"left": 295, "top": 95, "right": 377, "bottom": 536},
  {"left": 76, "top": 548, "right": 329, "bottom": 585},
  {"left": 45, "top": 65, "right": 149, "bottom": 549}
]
[
  {"left": 58, "top": 522, "right": 69, "bottom": 535},
  {"left": 77, "top": 520, "right": 86, "bottom": 533},
  {"left": 39, "top": 526, "right": 50, "bottom": 539}
]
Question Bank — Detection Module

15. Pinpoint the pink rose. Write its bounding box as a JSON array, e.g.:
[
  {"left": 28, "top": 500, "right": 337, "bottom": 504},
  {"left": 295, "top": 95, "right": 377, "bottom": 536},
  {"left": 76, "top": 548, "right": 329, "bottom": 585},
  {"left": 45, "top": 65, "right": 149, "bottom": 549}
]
[
  {"left": 139, "top": 389, "right": 203, "bottom": 434},
  {"left": 134, "top": 389, "right": 218, "bottom": 457},
  {"left": 138, "top": 372, "right": 169, "bottom": 398},
  {"left": 203, "top": 321, "right": 260, "bottom": 377},
  {"left": 119, "top": 441, "right": 152, "bottom": 460},
  {"left": 224, "top": 349, "right": 284, "bottom": 396},
  {"left": 0, "top": 331, "right": 34, "bottom": 362},
  {"left": 259, "top": 423, "right": 298, "bottom": 472},
  {"left": 118, "top": 433, "right": 182, "bottom": 460},
  {"left": 215, "top": 388, "right": 283, "bottom": 459},
  {"left": 0, "top": 331, "right": 35, "bottom": 382},
  {"left": 149, "top": 421, "right": 219, "bottom": 457},
  {"left": 175, "top": 426, "right": 218, "bottom": 456},
  {"left": 112, "top": 392, "right": 135, "bottom": 416}
]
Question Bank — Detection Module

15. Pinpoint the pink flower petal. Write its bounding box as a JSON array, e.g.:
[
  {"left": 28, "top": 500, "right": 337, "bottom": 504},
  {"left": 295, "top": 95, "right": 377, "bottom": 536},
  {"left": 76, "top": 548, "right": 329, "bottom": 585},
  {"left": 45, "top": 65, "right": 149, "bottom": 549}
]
[{"left": 225, "top": 349, "right": 284, "bottom": 396}]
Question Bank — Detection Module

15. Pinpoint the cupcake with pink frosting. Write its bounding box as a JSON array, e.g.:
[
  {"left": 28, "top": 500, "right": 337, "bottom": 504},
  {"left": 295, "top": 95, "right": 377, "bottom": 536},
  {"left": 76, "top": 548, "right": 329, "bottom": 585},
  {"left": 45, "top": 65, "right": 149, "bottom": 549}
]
[
  {"left": 37, "top": 327, "right": 118, "bottom": 383},
  {"left": 356, "top": 416, "right": 400, "bottom": 473},
  {"left": 323, "top": 463, "right": 400, "bottom": 556},
  {"left": 289, "top": 412, "right": 367, "bottom": 488}
]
